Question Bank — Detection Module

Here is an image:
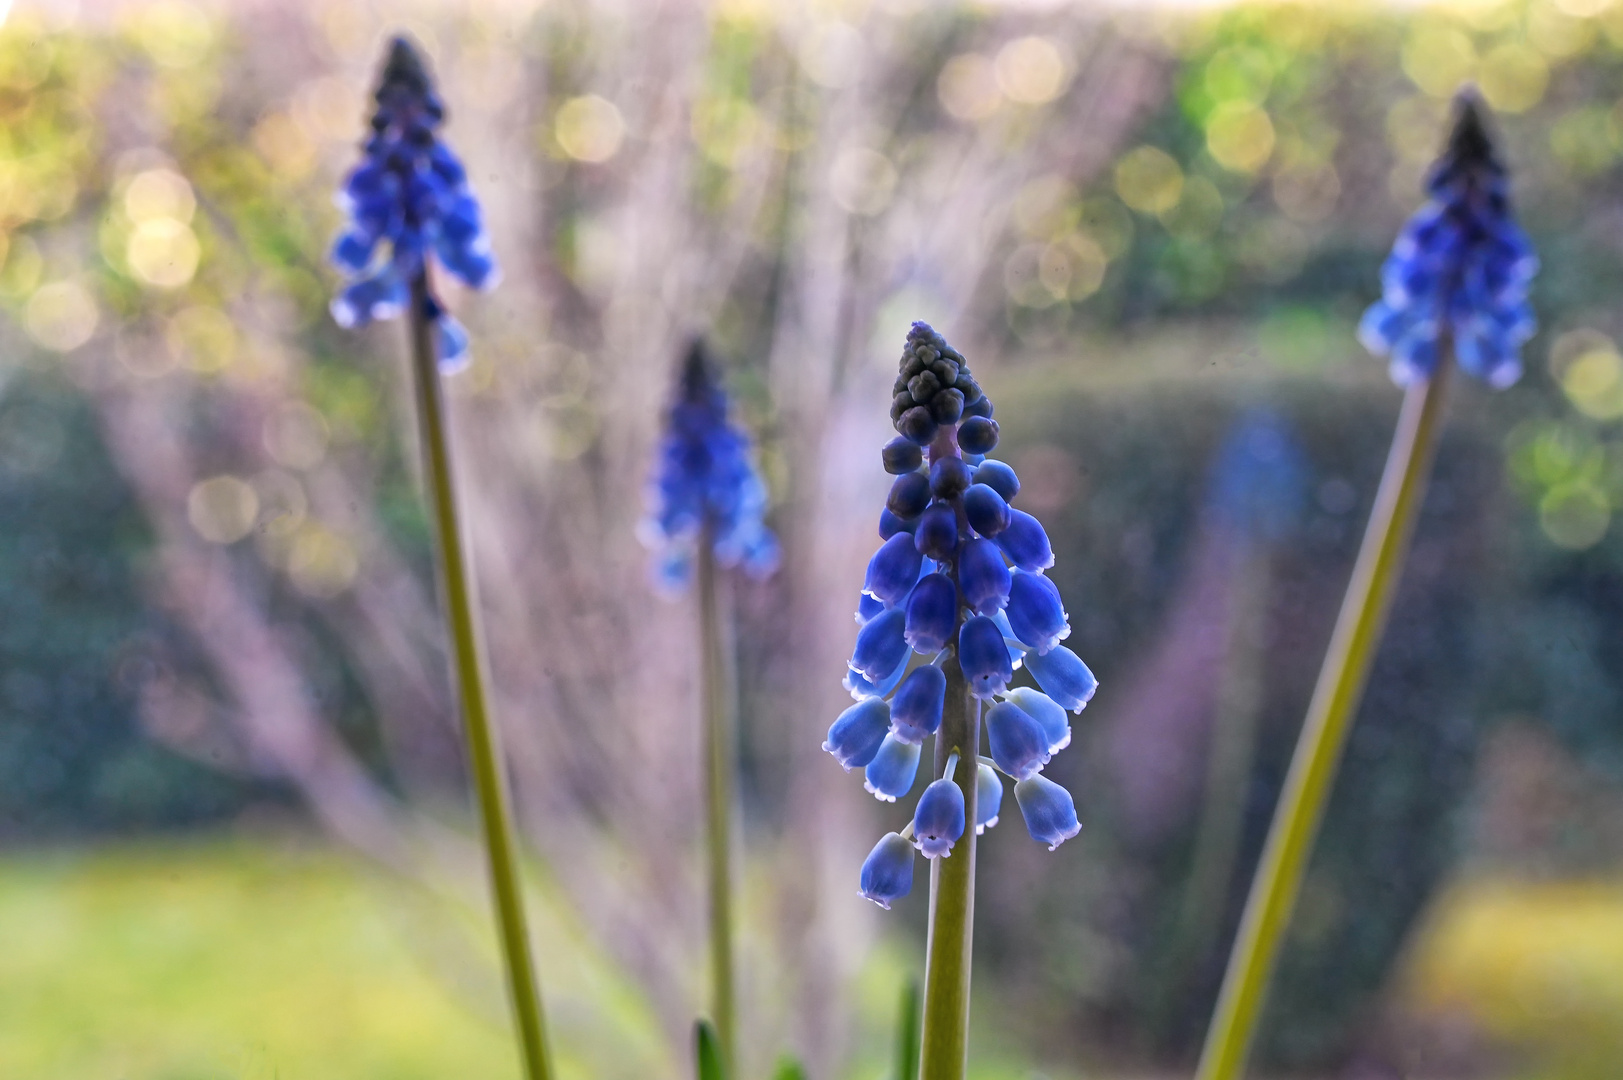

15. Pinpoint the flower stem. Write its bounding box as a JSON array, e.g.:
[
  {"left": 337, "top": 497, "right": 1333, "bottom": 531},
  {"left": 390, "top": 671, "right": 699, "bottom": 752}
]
[
  {"left": 918, "top": 658, "right": 979, "bottom": 1080},
  {"left": 696, "top": 537, "right": 737, "bottom": 1073},
  {"left": 1195, "top": 354, "right": 1454, "bottom": 1080},
  {"left": 407, "top": 277, "right": 554, "bottom": 1080}
]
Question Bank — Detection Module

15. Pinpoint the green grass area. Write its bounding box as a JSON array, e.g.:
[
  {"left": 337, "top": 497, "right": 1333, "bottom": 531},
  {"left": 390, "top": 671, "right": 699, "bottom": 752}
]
[{"left": 0, "top": 836, "right": 672, "bottom": 1080}]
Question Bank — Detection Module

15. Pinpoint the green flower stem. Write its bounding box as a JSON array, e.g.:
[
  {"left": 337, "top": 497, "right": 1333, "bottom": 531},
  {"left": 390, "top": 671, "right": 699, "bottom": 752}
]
[
  {"left": 407, "top": 278, "right": 554, "bottom": 1080},
  {"left": 1196, "top": 353, "right": 1454, "bottom": 1080},
  {"left": 894, "top": 976, "right": 921, "bottom": 1080},
  {"left": 696, "top": 537, "right": 737, "bottom": 1073},
  {"left": 918, "top": 659, "right": 979, "bottom": 1080}
]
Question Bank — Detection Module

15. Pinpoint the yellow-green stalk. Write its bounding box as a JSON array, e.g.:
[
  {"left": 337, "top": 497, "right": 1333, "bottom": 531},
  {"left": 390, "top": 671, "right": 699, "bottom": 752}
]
[
  {"left": 408, "top": 279, "right": 555, "bottom": 1080},
  {"left": 1195, "top": 354, "right": 1452, "bottom": 1080}
]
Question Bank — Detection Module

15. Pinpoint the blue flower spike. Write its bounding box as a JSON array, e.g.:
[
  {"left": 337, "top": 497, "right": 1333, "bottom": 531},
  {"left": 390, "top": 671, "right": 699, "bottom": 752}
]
[
  {"left": 1358, "top": 91, "right": 1537, "bottom": 389},
  {"left": 330, "top": 37, "right": 498, "bottom": 372},
  {"left": 829, "top": 322, "right": 1102, "bottom": 907},
  {"left": 640, "top": 342, "right": 779, "bottom": 591},
  {"left": 860, "top": 832, "right": 917, "bottom": 909}
]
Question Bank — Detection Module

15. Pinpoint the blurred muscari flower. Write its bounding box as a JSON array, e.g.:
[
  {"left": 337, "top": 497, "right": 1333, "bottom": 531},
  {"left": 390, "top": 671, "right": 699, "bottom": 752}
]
[
  {"left": 825, "top": 322, "right": 1095, "bottom": 910},
  {"left": 330, "top": 37, "right": 498, "bottom": 372},
  {"left": 638, "top": 343, "right": 779, "bottom": 592},
  {"left": 1358, "top": 91, "right": 1537, "bottom": 389}
]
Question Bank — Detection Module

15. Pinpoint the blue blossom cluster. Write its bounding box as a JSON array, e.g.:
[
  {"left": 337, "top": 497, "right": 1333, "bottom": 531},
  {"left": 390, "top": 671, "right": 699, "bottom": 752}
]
[
  {"left": 1358, "top": 94, "right": 1537, "bottom": 389},
  {"left": 823, "top": 323, "right": 1097, "bottom": 910},
  {"left": 330, "top": 37, "right": 498, "bottom": 372},
  {"left": 639, "top": 343, "right": 779, "bottom": 592}
]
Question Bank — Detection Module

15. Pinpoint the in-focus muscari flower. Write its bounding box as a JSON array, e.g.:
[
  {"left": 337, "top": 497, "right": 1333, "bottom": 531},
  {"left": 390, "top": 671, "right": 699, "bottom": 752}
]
[
  {"left": 1014, "top": 775, "right": 1081, "bottom": 851},
  {"left": 865, "top": 734, "right": 922, "bottom": 802},
  {"left": 1358, "top": 91, "right": 1537, "bottom": 389},
  {"left": 913, "top": 775, "right": 966, "bottom": 858},
  {"left": 639, "top": 343, "right": 779, "bottom": 592},
  {"left": 890, "top": 665, "right": 946, "bottom": 744},
  {"left": 825, "top": 323, "right": 1102, "bottom": 897},
  {"left": 859, "top": 832, "right": 916, "bottom": 909},
  {"left": 824, "top": 699, "right": 890, "bottom": 771},
  {"left": 330, "top": 37, "right": 498, "bottom": 372}
]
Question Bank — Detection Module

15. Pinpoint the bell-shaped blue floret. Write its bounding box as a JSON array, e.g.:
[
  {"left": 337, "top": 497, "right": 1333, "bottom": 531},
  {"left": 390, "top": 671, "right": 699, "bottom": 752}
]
[
  {"left": 975, "top": 762, "right": 1003, "bottom": 834},
  {"left": 856, "top": 591, "right": 886, "bottom": 626},
  {"left": 851, "top": 607, "right": 909, "bottom": 683},
  {"left": 905, "top": 573, "right": 958, "bottom": 654},
  {"left": 912, "top": 777, "right": 966, "bottom": 858},
  {"left": 1005, "top": 570, "right": 1070, "bottom": 655},
  {"left": 843, "top": 649, "right": 909, "bottom": 701},
  {"left": 882, "top": 436, "right": 924, "bottom": 475},
  {"left": 914, "top": 503, "right": 958, "bottom": 560},
  {"left": 865, "top": 533, "right": 924, "bottom": 606},
  {"left": 957, "top": 416, "right": 999, "bottom": 455},
  {"left": 1014, "top": 775, "right": 1081, "bottom": 851},
  {"left": 986, "top": 700, "right": 1051, "bottom": 781},
  {"left": 958, "top": 538, "right": 1011, "bottom": 616},
  {"left": 864, "top": 734, "right": 921, "bottom": 802},
  {"left": 332, "top": 229, "right": 379, "bottom": 274},
  {"left": 859, "top": 832, "right": 915, "bottom": 909},
  {"left": 823, "top": 698, "right": 891, "bottom": 771},
  {"left": 959, "top": 615, "right": 1014, "bottom": 699},
  {"left": 1024, "top": 645, "right": 1097, "bottom": 713},
  {"left": 964, "top": 483, "right": 1011, "bottom": 537},
  {"left": 1004, "top": 687, "right": 1071, "bottom": 754},
  {"left": 890, "top": 665, "right": 946, "bottom": 744},
  {"left": 973, "top": 459, "right": 1020, "bottom": 501},
  {"left": 996, "top": 509, "right": 1054, "bottom": 572}
]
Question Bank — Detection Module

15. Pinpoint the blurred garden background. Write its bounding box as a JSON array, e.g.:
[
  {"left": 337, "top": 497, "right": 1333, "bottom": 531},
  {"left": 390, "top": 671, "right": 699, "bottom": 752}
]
[{"left": 5, "top": 0, "right": 1623, "bottom": 1076}]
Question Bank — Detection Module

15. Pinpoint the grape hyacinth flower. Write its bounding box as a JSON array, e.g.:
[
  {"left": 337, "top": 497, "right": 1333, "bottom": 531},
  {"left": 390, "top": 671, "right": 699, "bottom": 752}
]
[
  {"left": 330, "top": 37, "right": 551, "bottom": 1080},
  {"left": 640, "top": 341, "right": 777, "bottom": 1073},
  {"left": 1357, "top": 91, "right": 1537, "bottom": 389},
  {"left": 1198, "top": 93, "right": 1539, "bottom": 1080},
  {"left": 640, "top": 342, "right": 779, "bottom": 592},
  {"left": 824, "top": 322, "right": 1099, "bottom": 1076},
  {"left": 329, "top": 38, "right": 499, "bottom": 373}
]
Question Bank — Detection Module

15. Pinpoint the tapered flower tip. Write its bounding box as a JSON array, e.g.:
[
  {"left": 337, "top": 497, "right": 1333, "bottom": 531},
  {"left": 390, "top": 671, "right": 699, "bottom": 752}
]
[
  {"left": 824, "top": 698, "right": 891, "bottom": 771},
  {"left": 1004, "top": 687, "right": 1071, "bottom": 754},
  {"left": 1024, "top": 645, "right": 1098, "bottom": 713},
  {"left": 1444, "top": 89, "right": 1496, "bottom": 174},
  {"left": 864, "top": 733, "right": 922, "bottom": 802},
  {"left": 986, "top": 700, "right": 1051, "bottom": 781},
  {"left": 959, "top": 537, "right": 1012, "bottom": 616},
  {"left": 959, "top": 614, "right": 1014, "bottom": 699},
  {"left": 890, "top": 664, "right": 946, "bottom": 744},
  {"left": 890, "top": 322, "right": 982, "bottom": 444},
  {"left": 1014, "top": 774, "right": 1081, "bottom": 851},
  {"left": 380, "top": 36, "right": 434, "bottom": 103},
  {"left": 975, "top": 762, "right": 1003, "bottom": 834},
  {"left": 1005, "top": 570, "right": 1070, "bottom": 655},
  {"left": 859, "top": 832, "right": 915, "bottom": 909},
  {"left": 864, "top": 533, "right": 924, "bottom": 607},
  {"left": 913, "top": 777, "right": 966, "bottom": 858},
  {"left": 851, "top": 607, "right": 910, "bottom": 683}
]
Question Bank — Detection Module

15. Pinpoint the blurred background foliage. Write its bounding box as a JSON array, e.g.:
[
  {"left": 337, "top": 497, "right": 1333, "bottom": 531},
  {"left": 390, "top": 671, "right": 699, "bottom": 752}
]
[{"left": 5, "top": 0, "right": 1623, "bottom": 1077}]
